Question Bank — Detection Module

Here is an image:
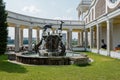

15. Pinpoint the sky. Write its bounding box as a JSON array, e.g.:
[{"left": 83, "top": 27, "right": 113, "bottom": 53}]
[
  {"left": 4, "top": 0, "right": 80, "bottom": 39},
  {"left": 4, "top": 0, "right": 80, "bottom": 20}
]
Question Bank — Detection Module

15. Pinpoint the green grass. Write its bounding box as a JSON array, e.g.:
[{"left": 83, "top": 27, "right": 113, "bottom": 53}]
[{"left": 1, "top": 52, "right": 120, "bottom": 80}]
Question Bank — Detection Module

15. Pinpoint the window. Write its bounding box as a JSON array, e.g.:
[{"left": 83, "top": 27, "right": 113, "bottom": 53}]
[{"left": 109, "top": 0, "right": 118, "bottom": 3}]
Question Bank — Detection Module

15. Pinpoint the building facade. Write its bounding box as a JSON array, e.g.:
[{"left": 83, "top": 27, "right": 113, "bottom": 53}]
[{"left": 77, "top": 0, "right": 120, "bottom": 58}]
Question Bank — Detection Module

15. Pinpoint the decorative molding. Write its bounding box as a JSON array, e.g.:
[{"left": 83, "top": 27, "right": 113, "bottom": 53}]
[
  {"left": 86, "top": 8, "right": 120, "bottom": 28},
  {"left": 7, "top": 11, "right": 84, "bottom": 29},
  {"left": 106, "top": 0, "right": 120, "bottom": 9},
  {"left": 84, "top": 0, "right": 98, "bottom": 19}
]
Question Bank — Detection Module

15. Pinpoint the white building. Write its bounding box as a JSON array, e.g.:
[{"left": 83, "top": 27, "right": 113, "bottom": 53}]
[{"left": 77, "top": 0, "right": 120, "bottom": 58}]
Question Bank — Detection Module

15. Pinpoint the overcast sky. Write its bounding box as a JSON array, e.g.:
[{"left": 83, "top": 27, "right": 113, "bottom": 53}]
[
  {"left": 4, "top": 0, "right": 80, "bottom": 20},
  {"left": 4, "top": 0, "right": 80, "bottom": 39}
]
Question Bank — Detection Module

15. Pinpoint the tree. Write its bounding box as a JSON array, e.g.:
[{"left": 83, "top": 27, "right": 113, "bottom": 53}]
[{"left": 0, "top": 0, "right": 8, "bottom": 54}]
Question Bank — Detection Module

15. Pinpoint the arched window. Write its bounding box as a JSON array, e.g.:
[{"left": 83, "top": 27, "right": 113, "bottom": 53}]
[{"left": 109, "top": 0, "right": 117, "bottom": 3}]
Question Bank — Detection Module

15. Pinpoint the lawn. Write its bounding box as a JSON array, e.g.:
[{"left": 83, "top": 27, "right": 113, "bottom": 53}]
[{"left": 0, "top": 52, "right": 120, "bottom": 80}]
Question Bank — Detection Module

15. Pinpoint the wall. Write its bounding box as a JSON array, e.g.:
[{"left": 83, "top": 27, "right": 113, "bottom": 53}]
[
  {"left": 99, "top": 24, "right": 120, "bottom": 50},
  {"left": 113, "top": 24, "right": 120, "bottom": 49},
  {"left": 101, "top": 26, "right": 107, "bottom": 46},
  {"left": 95, "top": 0, "right": 106, "bottom": 19}
]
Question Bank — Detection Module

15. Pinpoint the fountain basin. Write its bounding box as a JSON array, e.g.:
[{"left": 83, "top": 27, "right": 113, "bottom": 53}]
[
  {"left": 8, "top": 52, "right": 89, "bottom": 65},
  {"left": 16, "top": 56, "right": 70, "bottom": 65}
]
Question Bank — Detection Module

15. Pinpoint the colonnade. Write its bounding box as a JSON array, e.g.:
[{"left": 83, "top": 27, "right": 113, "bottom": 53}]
[
  {"left": 89, "top": 19, "right": 114, "bottom": 56},
  {"left": 11, "top": 21, "right": 115, "bottom": 53},
  {"left": 10, "top": 19, "right": 114, "bottom": 55},
  {"left": 12, "top": 25, "right": 85, "bottom": 52}
]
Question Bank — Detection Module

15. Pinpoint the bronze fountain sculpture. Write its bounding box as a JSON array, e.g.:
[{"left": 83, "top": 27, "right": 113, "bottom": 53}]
[
  {"left": 34, "top": 21, "right": 66, "bottom": 56},
  {"left": 8, "top": 21, "right": 89, "bottom": 65}
]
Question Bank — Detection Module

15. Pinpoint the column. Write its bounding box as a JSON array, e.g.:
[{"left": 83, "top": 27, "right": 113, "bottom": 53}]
[
  {"left": 67, "top": 29, "right": 72, "bottom": 50},
  {"left": 28, "top": 27, "right": 32, "bottom": 51},
  {"left": 106, "top": 20, "right": 113, "bottom": 56},
  {"left": 15, "top": 25, "right": 20, "bottom": 52},
  {"left": 52, "top": 28, "right": 55, "bottom": 34},
  {"left": 84, "top": 29, "right": 88, "bottom": 51},
  {"left": 94, "top": 28, "right": 97, "bottom": 48},
  {"left": 96, "top": 24, "right": 101, "bottom": 53},
  {"left": 19, "top": 28, "right": 23, "bottom": 47},
  {"left": 36, "top": 28, "right": 40, "bottom": 44},
  {"left": 69, "top": 28, "right": 72, "bottom": 50},
  {"left": 90, "top": 27, "right": 93, "bottom": 50},
  {"left": 80, "top": 31, "right": 84, "bottom": 46},
  {"left": 78, "top": 32, "right": 80, "bottom": 46},
  {"left": 67, "top": 30, "right": 69, "bottom": 49},
  {"left": 110, "top": 21, "right": 113, "bottom": 50}
]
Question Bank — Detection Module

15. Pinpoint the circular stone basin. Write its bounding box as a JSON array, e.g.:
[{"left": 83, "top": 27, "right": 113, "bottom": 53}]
[{"left": 13, "top": 52, "right": 89, "bottom": 65}]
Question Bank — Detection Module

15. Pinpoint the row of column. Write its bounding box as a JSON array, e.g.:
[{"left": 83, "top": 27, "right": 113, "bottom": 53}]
[
  {"left": 15, "top": 25, "right": 40, "bottom": 52},
  {"left": 89, "top": 19, "right": 113, "bottom": 56},
  {"left": 14, "top": 25, "right": 85, "bottom": 52},
  {"left": 66, "top": 29, "right": 84, "bottom": 50}
]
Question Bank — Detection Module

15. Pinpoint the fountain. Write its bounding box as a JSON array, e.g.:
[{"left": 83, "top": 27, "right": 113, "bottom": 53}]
[
  {"left": 34, "top": 21, "right": 66, "bottom": 56},
  {"left": 8, "top": 21, "right": 89, "bottom": 65}
]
